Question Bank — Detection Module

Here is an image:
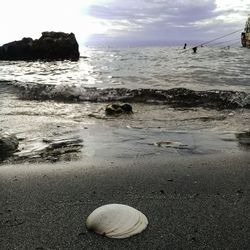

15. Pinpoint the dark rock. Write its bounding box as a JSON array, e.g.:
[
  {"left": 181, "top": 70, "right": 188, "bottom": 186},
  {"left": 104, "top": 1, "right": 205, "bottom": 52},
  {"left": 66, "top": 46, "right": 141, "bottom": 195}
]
[
  {"left": 13, "top": 137, "right": 83, "bottom": 163},
  {"left": 235, "top": 131, "right": 250, "bottom": 150},
  {"left": 0, "top": 134, "right": 19, "bottom": 160},
  {"left": 121, "top": 103, "right": 133, "bottom": 113},
  {"left": 105, "top": 103, "right": 133, "bottom": 116},
  {"left": 236, "top": 188, "right": 244, "bottom": 194},
  {"left": 235, "top": 131, "right": 250, "bottom": 146},
  {"left": 0, "top": 31, "right": 80, "bottom": 61}
]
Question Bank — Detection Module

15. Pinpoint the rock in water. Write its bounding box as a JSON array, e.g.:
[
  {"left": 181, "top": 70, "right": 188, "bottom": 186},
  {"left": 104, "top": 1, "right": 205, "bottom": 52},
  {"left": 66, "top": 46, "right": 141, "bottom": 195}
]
[
  {"left": 0, "top": 134, "right": 19, "bottom": 160},
  {"left": 86, "top": 204, "right": 148, "bottom": 239},
  {"left": 105, "top": 103, "right": 133, "bottom": 116},
  {"left": 0, "top": 31, "right": 80, "bottom": 61}
]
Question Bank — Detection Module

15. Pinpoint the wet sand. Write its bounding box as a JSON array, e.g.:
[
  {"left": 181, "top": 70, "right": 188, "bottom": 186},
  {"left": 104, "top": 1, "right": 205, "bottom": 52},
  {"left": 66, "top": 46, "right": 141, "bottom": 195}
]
[{"left": 0, "top": 152, "right": 250, "bottom": 249}]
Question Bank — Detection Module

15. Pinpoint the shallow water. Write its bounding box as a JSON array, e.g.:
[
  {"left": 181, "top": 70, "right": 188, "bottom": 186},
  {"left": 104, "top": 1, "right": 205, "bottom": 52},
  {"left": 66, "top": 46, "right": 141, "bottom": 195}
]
[
  {"left": 1, "top": 46, "right": 250, "bottom": 91},
  {"left": 0, "top": 46, "right": 250, "bottom": 163}
]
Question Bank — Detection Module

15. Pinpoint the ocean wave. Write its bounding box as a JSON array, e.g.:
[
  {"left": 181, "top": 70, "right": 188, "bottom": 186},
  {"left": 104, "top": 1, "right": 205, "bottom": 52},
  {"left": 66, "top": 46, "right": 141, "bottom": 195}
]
[{"left": 1, "top": 80, "right": 250, "bottom": 109}]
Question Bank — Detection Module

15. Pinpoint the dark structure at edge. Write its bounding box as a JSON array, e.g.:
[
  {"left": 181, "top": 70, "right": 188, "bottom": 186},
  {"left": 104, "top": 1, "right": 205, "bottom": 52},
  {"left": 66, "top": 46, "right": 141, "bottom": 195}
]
[{"left": 0, "top": 31, "right": 80, "bottom": 61}]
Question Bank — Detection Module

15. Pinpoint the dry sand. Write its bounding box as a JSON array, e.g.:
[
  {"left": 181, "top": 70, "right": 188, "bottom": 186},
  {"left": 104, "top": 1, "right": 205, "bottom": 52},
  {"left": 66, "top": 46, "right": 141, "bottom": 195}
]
[{"left": 0, "top": 152, "right": 250, "bottom": 249}]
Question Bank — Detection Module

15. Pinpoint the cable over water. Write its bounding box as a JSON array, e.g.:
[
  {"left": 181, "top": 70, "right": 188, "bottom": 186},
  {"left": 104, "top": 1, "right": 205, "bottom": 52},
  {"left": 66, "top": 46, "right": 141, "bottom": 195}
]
[{"left": 180, "top": 29, "right": 242, "bottom": 53}]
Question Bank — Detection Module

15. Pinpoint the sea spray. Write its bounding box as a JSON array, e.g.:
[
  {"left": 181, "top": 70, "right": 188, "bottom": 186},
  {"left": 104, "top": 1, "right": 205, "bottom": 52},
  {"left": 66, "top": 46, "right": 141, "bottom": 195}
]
[{"left": 2, "top": 80, "right": 250, "bottom": 109}]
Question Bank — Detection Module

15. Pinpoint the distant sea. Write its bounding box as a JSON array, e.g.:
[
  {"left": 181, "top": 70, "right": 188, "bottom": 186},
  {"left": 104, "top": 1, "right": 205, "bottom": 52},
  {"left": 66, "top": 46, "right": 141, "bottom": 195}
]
[{"left": 0, "top": 46, "right": 250, "bottom": 163}]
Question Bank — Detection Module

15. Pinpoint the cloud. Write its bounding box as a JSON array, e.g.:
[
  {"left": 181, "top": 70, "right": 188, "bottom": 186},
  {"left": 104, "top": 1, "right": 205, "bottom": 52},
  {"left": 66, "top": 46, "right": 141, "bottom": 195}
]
[
  {"left": 86, "top": 0, "right": 210, "bottom": 44},
  {"left": 86, "top": 0, "right": 248, "bottom": 45},
  {"left": 89, "top": 0, "right": 217, "bottom": 25},
  {"left": 0, "top": 0, "right": 248, "bottom": 46}
]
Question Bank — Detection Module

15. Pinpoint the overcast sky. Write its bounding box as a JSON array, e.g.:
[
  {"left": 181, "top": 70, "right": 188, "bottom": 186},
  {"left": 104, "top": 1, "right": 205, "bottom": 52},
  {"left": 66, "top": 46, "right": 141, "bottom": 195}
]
[{"left": 0, "top": 0, "right": 249, "bottom": 47}]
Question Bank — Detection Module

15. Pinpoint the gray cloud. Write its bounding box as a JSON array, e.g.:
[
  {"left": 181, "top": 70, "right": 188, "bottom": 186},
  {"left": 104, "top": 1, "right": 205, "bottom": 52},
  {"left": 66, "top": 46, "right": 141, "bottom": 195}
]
[
  {"left": 87, "top": 0, "right": 246, "bottom": 46},
  {"left": 89, "top": 0, "right": 216, "bottom": 23}
]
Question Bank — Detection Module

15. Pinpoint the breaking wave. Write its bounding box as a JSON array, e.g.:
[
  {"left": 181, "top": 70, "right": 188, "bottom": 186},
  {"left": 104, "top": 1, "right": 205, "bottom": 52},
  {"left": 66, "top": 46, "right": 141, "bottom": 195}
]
[{"left": 1, "top": 80, "right": 250, "bottom": 109}]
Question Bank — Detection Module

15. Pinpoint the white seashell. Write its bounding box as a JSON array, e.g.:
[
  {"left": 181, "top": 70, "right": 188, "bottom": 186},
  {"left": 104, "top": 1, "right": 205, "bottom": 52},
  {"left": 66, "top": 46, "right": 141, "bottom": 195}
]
[{"left": 86, "top": 204, "right": 148, "bottom": 239}]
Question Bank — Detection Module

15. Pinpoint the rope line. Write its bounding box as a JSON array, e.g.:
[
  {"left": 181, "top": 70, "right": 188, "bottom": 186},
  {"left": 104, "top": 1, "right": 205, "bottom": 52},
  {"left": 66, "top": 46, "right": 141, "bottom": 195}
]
[
  {"left": 199, "top": 29, "right": 242, "bottom": 46},
  {"left": 180, "top": 28, "right": 242, "bottom": 53},
  {"left": 207, "top": 37, "right": 239, "bottom": 46}
]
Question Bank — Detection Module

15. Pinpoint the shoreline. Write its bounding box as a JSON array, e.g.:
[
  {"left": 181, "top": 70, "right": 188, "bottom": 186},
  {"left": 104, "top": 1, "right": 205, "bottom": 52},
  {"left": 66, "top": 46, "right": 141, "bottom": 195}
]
[
  {"left": 1, "top": 120, "right": 250, "bottom": 164},
  {"left": 1, "top": 152, "right": 250, "bottom": 249}
]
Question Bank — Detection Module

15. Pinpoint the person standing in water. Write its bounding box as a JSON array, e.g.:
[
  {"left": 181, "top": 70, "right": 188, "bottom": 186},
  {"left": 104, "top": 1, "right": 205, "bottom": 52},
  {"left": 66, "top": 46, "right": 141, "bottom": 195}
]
[
  {"left": 183, "top": 43, "right": 187, "bottom": 49},
  {"left": 192, "top": 47, "right": 197, "bottom": 53}
]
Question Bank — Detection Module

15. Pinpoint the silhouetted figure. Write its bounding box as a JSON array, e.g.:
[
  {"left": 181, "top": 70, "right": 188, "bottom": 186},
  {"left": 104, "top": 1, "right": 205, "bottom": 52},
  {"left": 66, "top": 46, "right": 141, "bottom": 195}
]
[
  {"left": 192, "top": 47, "right": 197, "bottom": 53},
  {"left": 183, "top": 43, "right": 187, "bottom": 49}
]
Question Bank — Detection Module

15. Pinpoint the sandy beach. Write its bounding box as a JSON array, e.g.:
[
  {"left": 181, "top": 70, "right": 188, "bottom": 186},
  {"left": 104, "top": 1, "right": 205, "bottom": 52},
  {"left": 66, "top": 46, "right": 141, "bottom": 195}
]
[
  {"left": 1, "top": 3, "right": 250, "bottom": 250},
  {"left": 0, "top": 152, "right": 249, "bottom": 249}
]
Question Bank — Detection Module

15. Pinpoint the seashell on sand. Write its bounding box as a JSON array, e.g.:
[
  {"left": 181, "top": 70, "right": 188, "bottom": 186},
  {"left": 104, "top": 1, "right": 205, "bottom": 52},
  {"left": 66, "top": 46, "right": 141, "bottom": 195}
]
[{"left": 86, "top": 204, "right": 148, "bottom": 239}]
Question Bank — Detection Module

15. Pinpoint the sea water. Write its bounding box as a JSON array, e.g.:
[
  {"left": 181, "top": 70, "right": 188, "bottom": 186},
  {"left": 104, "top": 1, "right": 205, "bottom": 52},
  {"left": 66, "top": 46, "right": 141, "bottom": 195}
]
[{"left": 0, "top": 46, "right": 249, "bottom": 163}]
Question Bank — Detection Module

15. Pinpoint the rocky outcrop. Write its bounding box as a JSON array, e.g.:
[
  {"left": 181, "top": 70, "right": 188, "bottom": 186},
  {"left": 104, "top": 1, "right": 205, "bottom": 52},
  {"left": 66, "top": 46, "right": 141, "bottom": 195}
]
[
  {"left": 0, "top": 134, "right": 19, "bottom": 161},
  {"left": 0, "top": 31, "right": 80, "bottom": 61}
]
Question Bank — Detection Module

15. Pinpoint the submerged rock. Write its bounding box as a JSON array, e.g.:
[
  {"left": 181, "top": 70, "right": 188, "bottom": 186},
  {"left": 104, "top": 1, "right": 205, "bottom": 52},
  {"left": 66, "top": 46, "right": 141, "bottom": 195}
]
[
  {"left": 105, "top": 103, "right": 133, "bottom": 116},
  {"left": 0, "top": 31, "right": 80, "bottom": 61},
  {"left": 13, "top": 137, "right": 83, "bottom": 163},
  {"left": 154, "top": 141, "right": 189, "bottom": 149},
  {"left": 235, "top": 131, "right": 250, "bottom": 148},
  {"left": 0, "top": 134, "right": 19, "bottom": 160}
]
